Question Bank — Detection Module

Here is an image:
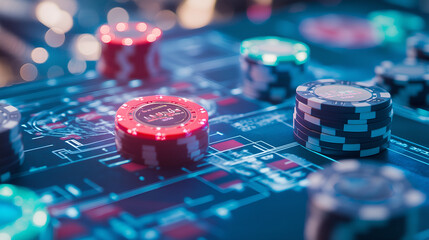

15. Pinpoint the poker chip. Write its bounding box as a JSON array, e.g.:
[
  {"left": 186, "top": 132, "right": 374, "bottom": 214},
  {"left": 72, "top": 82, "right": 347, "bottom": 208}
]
[
  {"left": 293, "top": 115, "right": 392, "bottom": 144},
  {"left": 0, "top": 184, "right": 52, "bottom": 240},
  {"left": 294, "top": 118, "right": 391, "bottom": 144},
  {"left": 293, "top": 80, "right": 392, "bottom": 157},
  {"left": 115, "top": 95, "right": 209, "bottom": 167},
  {"left": 296, "top": 100, "right": 393, "bottom": 121},
  {"left": 0, "top": 152, "right": 24, "bottom": 183},
  {"left": 0, "top": 103, "right": 24, "bottom": 182},
  {"left": 115, "top": 126, "right": 209, "bottom": 166},
  {"left": 240, "top": 36, "right": 310, "bottom": 103},
  {"left": 294, "top": 106, "right": 393, "bottom": 129},
  {"left": 407, "top": 32, "right": 429, "bottom": 62},
  {"left": 294, "top": 111, "right": 391, "bottom": 136},
  {"left": 0, "top": 134, "right": 23, "bottom": 158},
  {"left": 305, "top": 160, "right": 425, "bottom": 240},
  {"left": 240, "top": 37, "right": 309, "bottom": 66},
  {"left": 295, "top": 79, "right": 392, "bottom": 113},
  {"left": 375, "top": 60, "right": 429, "bottom": 84},
  {"left": 294, "top": 131, "right": 388, "bottom": 157},
  {"left": 296, "top": 104, "right": 393, "bottom": 125},
  {"left": 374, "top": 60, "right": 429, "bottom": 106},
  {"left": 300, "top": 14, "right": 380, "bottom": 49},
  {"left": 294, "top": 127, "right": 390, "bottom": 151},
  {"left": 96, "top": 22, "right": 162, "bottom": 81}
]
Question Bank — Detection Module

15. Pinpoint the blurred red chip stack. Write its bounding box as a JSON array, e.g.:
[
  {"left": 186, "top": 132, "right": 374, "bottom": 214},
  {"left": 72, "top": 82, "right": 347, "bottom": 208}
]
[{"left": 96, "top": 22, "right": 162, "bottom": 80}]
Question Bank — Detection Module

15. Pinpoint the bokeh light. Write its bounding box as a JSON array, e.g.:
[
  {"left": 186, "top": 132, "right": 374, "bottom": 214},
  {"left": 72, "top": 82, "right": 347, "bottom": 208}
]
[
  {"left": 177, "top": 0, "right": 216, "bottom": 29},
  {"left": 31, "top": 47, "right": 49, "bottom": 64},
  {"left": 45, "top": 28, "right": 66, "bottom": 47},
  {"left": 20, "top": 63, "right": 38, "bottom": 81},
  {"left": 116, "top": 22, "right": 127, "bottom": 32},
  {"left": 35, "top": 2, "right": 61, "bottom": 27},
  {"left": 154, "top": 10, "right": 177, "bottom": 30},
  {"left": 107, "top": 7, "right": 129, "bottom": 25},
  {"left": 52, "top": 0, "right": 78, "bottom": 16},
  {"left": 35, "top": 1, "right": 74, "bottom": 33},
  {"left": 0, "top": 186, "right": 13, "bottom": 196},
  {"left": 33, "top": 211, "right": 48, "bottom": 227},
  {"left": 68, "top": 58, "right": 87, "bottom": 74},
  {"left": 74, "top": 34, "right": 101, "bottom": 61}
]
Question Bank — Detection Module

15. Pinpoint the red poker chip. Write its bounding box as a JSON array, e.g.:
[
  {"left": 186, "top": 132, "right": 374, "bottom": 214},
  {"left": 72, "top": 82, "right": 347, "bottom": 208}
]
[
  {"left": 97, "top": 22, "right": 161, "bottom": 46},
  {"left": 115, "top": 96, "right": 209, "bottom": 140},
  {"left": 97, "top": 44, "right": 160, "bottom": 73},
  {"left": 116, "top": 129, "right": 209, "bottom": 167},
  {"left": 299, "top": 14, "right": 380, "bottom": 49},
  {"left": 115, "top": 127, "right": 209, "bottom": 148},
  {"left": 117, "top": 140, "right": 209, "bottom": 160},
  {"left": 115, "top": 132, "right": 209, "bottom": 157},
  {"left": 99, "top": 41, "right": 159, "bottom": 63},
  {"left": 97, "top": 59, "right": 161, "bottom": 80},
  {"left": 117, "top": 134, "right": 209, "bottom": 152},
  {"left": 96, "top": 22, "right": 162, "bottom": 80},
  {"left": 121, "top": 142, "right": 208, "bottom": 160}
]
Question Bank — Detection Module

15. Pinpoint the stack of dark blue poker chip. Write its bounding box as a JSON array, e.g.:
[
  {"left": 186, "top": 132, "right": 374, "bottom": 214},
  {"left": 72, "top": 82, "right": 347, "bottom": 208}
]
[
  {"left": 407, "top": 32, "right": 429, "bottom": 62},
  {"left": 374, "top": 60, "right": 429, "bottom": 107},
  {"left": 0, "top": 103, "right": 24, "bottom": 182},
  {"left": 305, "top": 160, "right": 425, "bottom": 240},
  {"left": 240, "top": 37, "right": 310, "bottom": 103},
  {"left": 293, "top": 79, "right": 393, "bottom": 157}
]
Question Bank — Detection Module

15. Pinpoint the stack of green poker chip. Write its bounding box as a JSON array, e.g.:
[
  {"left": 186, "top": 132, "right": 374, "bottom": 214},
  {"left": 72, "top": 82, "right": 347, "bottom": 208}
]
[
  {"left": 240, "top": 36, "right": 310, "bottom": 103},
  {"left": 0, "top": 184, "right": 52, "bottom": 240}
]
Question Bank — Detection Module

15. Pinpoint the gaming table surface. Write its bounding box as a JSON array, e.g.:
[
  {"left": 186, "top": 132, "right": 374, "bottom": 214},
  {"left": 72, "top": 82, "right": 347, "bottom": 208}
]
[{"left": 1, "top": 1, "right": 429, "bottom": 239}]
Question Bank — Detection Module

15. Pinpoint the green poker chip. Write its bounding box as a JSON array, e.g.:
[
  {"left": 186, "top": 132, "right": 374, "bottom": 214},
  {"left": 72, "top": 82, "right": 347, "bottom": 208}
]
[
  {"left": 0, "top": 184, "right": 50, "bottom": 240},
  {"left": 240, "top": 36, "right": 310, "bottom": 66}
]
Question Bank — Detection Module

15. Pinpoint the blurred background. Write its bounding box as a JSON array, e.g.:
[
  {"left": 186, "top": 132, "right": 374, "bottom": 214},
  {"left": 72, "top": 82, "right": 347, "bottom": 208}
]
[{"left": 0, "top": 0, "right": 428, "bottom": 87}]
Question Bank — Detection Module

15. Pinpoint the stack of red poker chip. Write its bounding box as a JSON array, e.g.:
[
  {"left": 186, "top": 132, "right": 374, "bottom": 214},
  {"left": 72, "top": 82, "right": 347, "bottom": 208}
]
[
  {"left": 96, "top": 22, "right": 162, "bottom": 80},
  {"left": 115, "top": 95, "right": 210, "bottom": 167}
]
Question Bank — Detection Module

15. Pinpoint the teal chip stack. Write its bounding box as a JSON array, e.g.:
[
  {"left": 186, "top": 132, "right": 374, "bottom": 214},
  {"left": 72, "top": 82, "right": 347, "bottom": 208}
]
[
  {"left": 293, "top": 79, "right": 393, "bottom": 157},
  {"left": 240, "top": 36, "right": 310, "bottom": 103},
  {"left": 0, "top": 184, "right": 52, "bottom": 239}
]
